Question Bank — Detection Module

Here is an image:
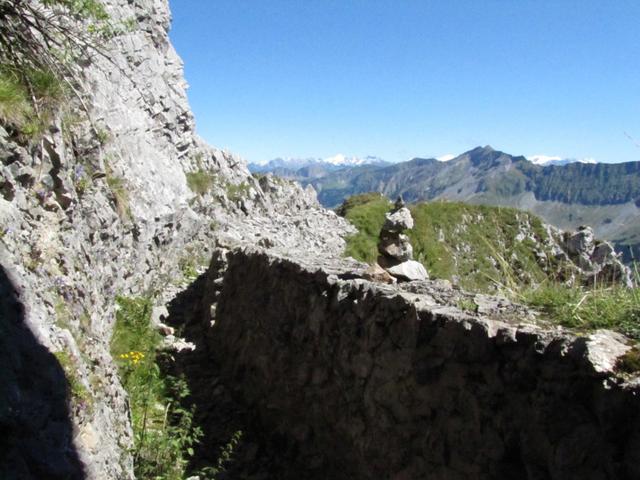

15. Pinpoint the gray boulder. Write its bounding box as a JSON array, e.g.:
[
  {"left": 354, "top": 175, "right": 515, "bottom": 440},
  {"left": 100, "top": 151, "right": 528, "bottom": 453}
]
[
  {"left": 382, "top": 207, "right": 414, "bottom": 232},
  {"left": 386, "top": 260, "right": 429, "bottom": 281},
  {"left": 565, "top": 226, "right": 595, "bottom": 258},
  {"left": 591, "top": 242, "right": 615, "bottom": 264},
  {"left": 378, "top": 232, "right": 413, "bottom": 261}
]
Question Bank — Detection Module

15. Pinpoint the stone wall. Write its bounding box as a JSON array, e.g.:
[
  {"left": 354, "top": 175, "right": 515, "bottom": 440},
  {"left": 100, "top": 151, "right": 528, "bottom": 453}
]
[{"left": 203, "top": 247, "right": 640, "bottom": 480}]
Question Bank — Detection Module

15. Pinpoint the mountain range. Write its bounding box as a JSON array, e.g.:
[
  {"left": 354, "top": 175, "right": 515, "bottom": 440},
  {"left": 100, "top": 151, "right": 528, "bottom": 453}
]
[
  {"left": 254, "top": 146, "right": 640, "bottom": 261},
  {"left": 248, "top": 154, "right": 388, "bottom": 177}
]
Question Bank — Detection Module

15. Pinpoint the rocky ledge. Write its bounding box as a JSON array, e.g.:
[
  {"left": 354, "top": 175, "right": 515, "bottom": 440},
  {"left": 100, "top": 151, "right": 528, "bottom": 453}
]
[{"left": 182, "top": 246, "right": 640, "bottom": 480}]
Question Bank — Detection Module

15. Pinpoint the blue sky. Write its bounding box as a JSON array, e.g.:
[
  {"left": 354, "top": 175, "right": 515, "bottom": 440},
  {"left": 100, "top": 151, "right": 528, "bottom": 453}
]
[{"left": 168, "top": 0, "right": 640, "bottom": 164}]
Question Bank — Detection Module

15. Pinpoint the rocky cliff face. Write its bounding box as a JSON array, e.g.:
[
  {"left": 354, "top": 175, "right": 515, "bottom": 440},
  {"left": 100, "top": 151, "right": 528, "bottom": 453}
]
[
  {"left": 2, "top": 1, "right": 639, "bottom": 479},
  {"left": 186, "top": 246, "right": 640, "bottom": 480},
  {"left": 0, "top": 0, "right": 351, "bottom": 477}
]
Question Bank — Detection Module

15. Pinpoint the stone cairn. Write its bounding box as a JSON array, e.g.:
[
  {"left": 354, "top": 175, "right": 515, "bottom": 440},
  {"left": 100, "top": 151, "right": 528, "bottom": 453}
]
[{"left": 364, "top": 197, "right": 429, "bottom": 283}]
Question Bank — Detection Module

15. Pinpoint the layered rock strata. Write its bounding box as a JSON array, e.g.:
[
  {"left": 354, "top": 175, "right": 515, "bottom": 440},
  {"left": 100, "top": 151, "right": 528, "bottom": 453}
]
[{"left": 196, "top": 246, "right": 640, "bottom": 480}]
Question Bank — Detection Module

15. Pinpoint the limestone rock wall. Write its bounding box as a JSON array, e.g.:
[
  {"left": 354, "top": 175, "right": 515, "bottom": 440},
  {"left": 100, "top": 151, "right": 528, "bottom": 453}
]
[
  {"left": 0, "top": 0, "right": 353, "bottom": 478},
  {"left": 204, "top": 247, "right": 640, "bottom": 480}
]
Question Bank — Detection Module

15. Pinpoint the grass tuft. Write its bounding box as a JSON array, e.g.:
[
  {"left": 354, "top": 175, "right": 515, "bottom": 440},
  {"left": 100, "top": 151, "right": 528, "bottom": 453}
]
[
  {"left": 186, "top": 170, "right": 217, "bottom": 196},
  {"left": 521, "top": 280, "right": 640, "bottom": 340},
  {"left": 54, "top": 350, "right": 92, "bottom": 409},
  {"left": 0, "top": 73, "right": 31, "bottom": 125},
  {"left": 225, "top": 181, "right": 250, "bottom": 202},
  {"left": 106, "top": 174, "right": 131, "bottom": 219}
]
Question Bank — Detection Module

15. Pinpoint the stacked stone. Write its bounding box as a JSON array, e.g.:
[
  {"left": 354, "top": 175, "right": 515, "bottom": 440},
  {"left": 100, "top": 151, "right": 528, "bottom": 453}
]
[{"left": 375, "top": 197, "right": 428, "bottom": 282}]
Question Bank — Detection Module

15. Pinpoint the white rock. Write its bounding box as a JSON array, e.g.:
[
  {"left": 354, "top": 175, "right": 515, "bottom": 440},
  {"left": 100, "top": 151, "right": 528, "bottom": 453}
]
[
  {"left": 585, "top": 330, "right": 631, "bottom": 373},
  {"left": 383, "top": 207, "right": 414, "bottom": 232},
  {"left": 386, "top": 260, "right": 429, "bottom": 281}
]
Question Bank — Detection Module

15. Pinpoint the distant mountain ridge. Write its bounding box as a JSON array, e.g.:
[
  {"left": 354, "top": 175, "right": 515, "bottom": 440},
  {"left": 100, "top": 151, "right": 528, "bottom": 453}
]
[
  {"left": 258, "top": 146, "right": 640, "bottom": 261},
  {"left": 527, "top": 155, "right": 598, "bottom": 166},
  {"left": 249, "top": 154, "right": 388, "bottom": 173}
]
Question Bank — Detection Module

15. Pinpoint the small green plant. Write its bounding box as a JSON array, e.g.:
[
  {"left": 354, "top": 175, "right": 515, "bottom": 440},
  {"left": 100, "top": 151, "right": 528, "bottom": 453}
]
[
  {"left": 111, "top": 296, "right": 202, "bottom": 480},
  {"left": 225, "top": 181, "right": 250, "bottom": 202},
  {"left": 178, "top": 249, "right": 210, "bottom": 282},
  {"left": 186, "top": 170, "right": 217, "bottom": 196},
  {"left": 75, "top": 176, "right": 90, "bottom": 196},
  {"left": 181, "top": 261, "right": 199, "bottom": 281},
  {"left": 197, "top": 430, "right": 244, "bottom": 479},
  {"left": 0, "top": 66, "right": 66, "bottom": 139},
  {"left": 457, "top": 297, "right": 478, "bottom": 313},
  {"left": 54, "top": 350, "right": 93, "bottom": 409},
  {"left": 617, "top": 347, "right": 640, "bottom": 373},
  {"left": 106, "top": 174, "right": 131, "bottom": 219},
  {"left": 96, "top": 127, "right": 110, "bottom": 145},
  {"left": 0, "top": 72, "right": 30, "bottom": 125}
]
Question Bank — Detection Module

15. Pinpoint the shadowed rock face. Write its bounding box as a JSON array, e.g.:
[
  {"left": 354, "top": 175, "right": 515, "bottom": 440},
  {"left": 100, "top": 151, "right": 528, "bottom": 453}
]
[
  {"left": 187, "top": 247, "right": 640, "bottom": 480},
  {"left": 0, "top": 265, "right": 85, "bottom": 480}
]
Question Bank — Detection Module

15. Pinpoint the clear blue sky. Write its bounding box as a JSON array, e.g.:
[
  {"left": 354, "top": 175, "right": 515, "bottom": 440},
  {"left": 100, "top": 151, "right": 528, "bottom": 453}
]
[{"left": 168, "top": 0, "right": 640, "bottom": 164}]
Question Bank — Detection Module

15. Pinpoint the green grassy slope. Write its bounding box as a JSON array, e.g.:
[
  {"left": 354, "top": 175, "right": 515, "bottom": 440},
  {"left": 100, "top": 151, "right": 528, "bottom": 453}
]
[
  {"left": 340, "top": 194, "right": 640, "bottom": 341},
  {"left": 341, "top": 193, "right": 555, "bottom": 292}
]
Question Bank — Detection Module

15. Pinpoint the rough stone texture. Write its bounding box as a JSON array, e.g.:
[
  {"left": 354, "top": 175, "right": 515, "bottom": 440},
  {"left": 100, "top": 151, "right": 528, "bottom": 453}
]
[
  {"left": 382, "top": 206, "right": 414, "bottom": 232},
  {"left": 0, "top": 1, "right": 353, "bottom": 477},
  {"left": 200, "top": 247, "right": 640, "bottom": 480},
  {"left": 1, "top": 0, "right": 637, "bottom": 478},
  {"left": 540, "top": 225, "right": 634, "bottom": 287},
  {"left": 362, "top": 263, "right": 397, "bottom": 284},
  {"left": 378, "top": 232, "right": 414, "bottom": 261}
]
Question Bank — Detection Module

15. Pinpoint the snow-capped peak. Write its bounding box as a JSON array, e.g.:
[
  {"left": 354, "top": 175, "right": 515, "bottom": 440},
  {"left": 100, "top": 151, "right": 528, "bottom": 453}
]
[
  {"left": 527, "top": 155, "right": 598, "bottom": 166},
  {"left": 248, "top": 154, "right": 388, "bottom": 173},
  {"left": 528, "top": 155, "right": 563, "bottom": 165},
  {"left": 436, "top": 154, "right": 456, "bottom": 162},
  {"left": 323, "top": 154, "right": 386, "bottom": 166}
]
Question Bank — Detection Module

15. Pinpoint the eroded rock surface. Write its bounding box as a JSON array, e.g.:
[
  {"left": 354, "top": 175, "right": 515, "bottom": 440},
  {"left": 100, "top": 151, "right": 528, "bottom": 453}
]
[
  {"left": 547, "top": 225, "right": 633, "bottom": 287},
  {"left": 188, "top": 247, "right": 640, "bottom": 480}
]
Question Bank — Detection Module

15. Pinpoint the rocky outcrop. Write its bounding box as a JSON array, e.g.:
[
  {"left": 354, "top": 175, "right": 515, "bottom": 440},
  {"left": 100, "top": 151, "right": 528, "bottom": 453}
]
[
  {"left": 191, "top": 246, "right": 640, "bottom": 480},
  {"left": 545, "top": 225, "right": 633, "bottom": 287}
]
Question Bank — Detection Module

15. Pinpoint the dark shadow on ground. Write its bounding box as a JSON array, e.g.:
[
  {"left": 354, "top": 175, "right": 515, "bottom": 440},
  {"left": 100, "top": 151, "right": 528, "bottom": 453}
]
[
  {"left": 0, "top": 264, "right": 86, "bottom": 480},
  {"left": 162, "top": 272, "right": 303, "bottom": 480}
]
